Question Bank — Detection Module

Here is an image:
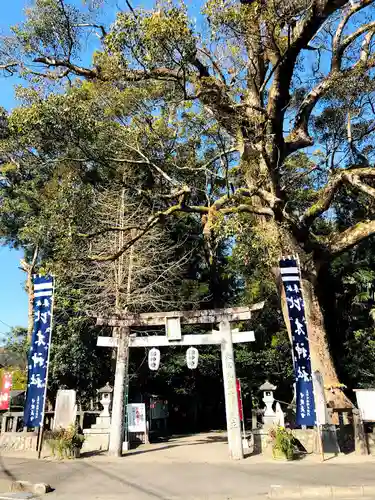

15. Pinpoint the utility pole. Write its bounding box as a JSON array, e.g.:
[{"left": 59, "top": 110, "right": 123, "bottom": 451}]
[{"left": 20, "top": 245, "right": 39, "bottom": 341}]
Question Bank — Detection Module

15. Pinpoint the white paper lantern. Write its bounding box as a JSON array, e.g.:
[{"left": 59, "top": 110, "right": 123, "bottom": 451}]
[
  {"left": 148, "top": 348, "right": 160, "bottom": 371},
  {"left": 186, "top": 347, "right": 199, "bottom": 369}
]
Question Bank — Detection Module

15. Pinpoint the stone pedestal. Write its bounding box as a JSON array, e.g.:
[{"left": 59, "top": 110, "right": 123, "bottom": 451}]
[{"left": 252, "top": 429, "right": 273, "bottom": 456}]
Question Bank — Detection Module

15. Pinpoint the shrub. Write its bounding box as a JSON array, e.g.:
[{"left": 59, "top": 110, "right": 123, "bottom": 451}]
[
  {"left": 46, "top": 424, "right": 85, "bottom": 459},
  {"left": 269, "top": 426, "right": 295, "bottom": 460}
]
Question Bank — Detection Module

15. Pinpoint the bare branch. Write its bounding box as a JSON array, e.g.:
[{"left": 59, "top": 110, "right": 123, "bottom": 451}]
[
  {"left": 33, "top": 56, "right": 98, "bottom": 78},
  {"left": 0, "top": 63, "right": 18, "bottom": 74},
  {"left": 328, "top": 219, "right": 375, "bottom": 256},
  {"left": 301, "top": 167, "right": 375, "bottom": 227},
  {"left": 343, "top": 172, "right": 375, "bottom": 198},
  {"left": 332, "top": 0, "right": 374, "bottom": 71},
  {"left": 118, "top": 144, "right": 178, "bottom": 186},
  {"left": 78, "top": 225, "right": 141, "bottom": 239},
  {"left": 73, "top": 23, "right": 107, "bottom": 38}
]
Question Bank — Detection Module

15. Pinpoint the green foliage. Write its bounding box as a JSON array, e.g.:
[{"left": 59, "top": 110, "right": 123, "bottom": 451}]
[
  {"left": 46, "top": 424, "right": 85, "bottom": 459},
  {"left": 0, "top": 368, "right": 26, "bottom": 391},
  {"left": 2, "top": 0, "right": 375, "bottom": 413},
  {"left": 269, "top": 426, "right": 295, "bottom": 460}
]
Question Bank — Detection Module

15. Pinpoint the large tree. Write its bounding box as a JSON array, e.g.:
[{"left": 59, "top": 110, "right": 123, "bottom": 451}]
[{"left": 2, "top": 0, "right": 375, "bottom": 406}]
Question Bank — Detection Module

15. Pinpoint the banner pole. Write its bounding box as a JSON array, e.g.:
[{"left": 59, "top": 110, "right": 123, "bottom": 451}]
[
  {"left": 295, "top": 255, "right": 324, "bottom": 459},
  {"left": 37, "top": 276, "right": 55, "bottom": 459}
]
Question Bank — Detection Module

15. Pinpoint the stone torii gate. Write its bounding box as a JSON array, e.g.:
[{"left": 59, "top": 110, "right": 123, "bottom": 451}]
[{"left": 96, "top": 303, "right": 264, "bottom": 460}]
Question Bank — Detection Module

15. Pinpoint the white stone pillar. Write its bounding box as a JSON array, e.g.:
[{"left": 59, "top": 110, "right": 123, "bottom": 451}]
[
  {"left": 108, "top": 330, "right": 128, "bottom": 457},
  {"left": 220, "top": 320, "right": 243, "bottom": 460}
]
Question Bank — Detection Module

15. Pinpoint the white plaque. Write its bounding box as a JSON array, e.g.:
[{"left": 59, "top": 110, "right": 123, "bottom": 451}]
[
  {"left": 354, "top": 389, "right": 375, "bottom": 421},
  {"left": 127, "top": 403, "right": 146, "bottom": 433},
  {"left": 97, "top": 336, "right": 118, "bottom": 348},
  {"left": 165, "top": 317, "right": 182, "bottom": 340}
]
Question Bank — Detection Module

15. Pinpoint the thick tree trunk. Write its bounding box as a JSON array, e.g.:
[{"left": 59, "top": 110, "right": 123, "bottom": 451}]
[{"left": 240, "top": 146, "right": 352, "bottom": 409}]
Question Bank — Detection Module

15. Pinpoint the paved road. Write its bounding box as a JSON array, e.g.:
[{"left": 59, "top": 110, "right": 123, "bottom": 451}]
[
  {"left": 0, "top": 434, "right": 374, "bottom": 499},
  {"left": 0, "top": 455, "right": 375, "bottom": 499}
]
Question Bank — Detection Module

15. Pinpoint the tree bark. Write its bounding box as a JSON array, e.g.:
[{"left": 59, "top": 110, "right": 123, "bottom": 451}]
[{"left": 300, "top": 274, "right": 352, "bottom": 409}]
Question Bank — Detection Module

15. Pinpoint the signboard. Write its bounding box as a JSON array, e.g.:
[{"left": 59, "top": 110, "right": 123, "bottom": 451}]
[
  {"left": 127, "top": 403, "right": 147, "bottom": 433},
  {"left": 236, "top": 379, "right": 243, "bottom": 422},
  {"left": 0, "top": 373, "right": 12, "bottom": 411},
  {"left": 186, "top": 347, "right": 199, "bottom": 369},
  {"left": 24, "top": 275, "right": 54, "bottom": 428},
  {"left": 165, "top": 317, "right": 182, "bottom": 341},
  {"left": 354, "top": 390, "right": 375, "bottom": 421},
  {"left": 97, "top": 337, "right": 117, "bottom": 348},
  {"left": 313, "top": 370, "right": 329, "bottom": 426},
  {"left": 279, "top": 258, "right": 316, "bottom": 427}
]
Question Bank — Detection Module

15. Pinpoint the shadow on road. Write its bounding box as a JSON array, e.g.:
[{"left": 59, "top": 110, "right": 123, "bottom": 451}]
[{"left": 0, "top": 453, "right": 18, "bottom": 482}]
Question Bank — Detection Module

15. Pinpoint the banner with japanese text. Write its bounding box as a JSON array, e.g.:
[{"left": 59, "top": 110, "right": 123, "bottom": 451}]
[
  {"left": 24, "top": 275, "right": 54, "bottom": 428},
  {"left": 0, "top": 373, "right": 12, "bottom": 411},
  {"left": 279, "top": 258, "right": 316, "bottom": 426}
]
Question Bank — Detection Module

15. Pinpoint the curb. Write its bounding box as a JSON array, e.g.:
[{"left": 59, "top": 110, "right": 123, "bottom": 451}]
[{"left": 268, "top": 485, "right": 375, "bottom": 498}]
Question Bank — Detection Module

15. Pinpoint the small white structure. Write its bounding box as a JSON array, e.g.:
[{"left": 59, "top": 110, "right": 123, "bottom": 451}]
[
  {"left": 275, "top": 402, "right": 285, "bottom": 427},
  {"left": 260, "top": 380, "right": 276, "bottom": 427},
  {"left": 354, "top": 389, "right": 375, "bottom": 422}
]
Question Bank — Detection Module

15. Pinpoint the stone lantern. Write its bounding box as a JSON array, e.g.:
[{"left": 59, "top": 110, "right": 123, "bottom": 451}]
[
  {"left": 259, "top": 380, "right": 276, "bottom": 427},
  {"left": 83, "top": 383, "right": 113, "bottom": 452},
  {"left": 97, "top": 383, "right": 113, "bottom": 425}
]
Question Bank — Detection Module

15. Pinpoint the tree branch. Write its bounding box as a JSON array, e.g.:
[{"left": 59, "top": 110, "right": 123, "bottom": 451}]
[
  {"left": 332, "top": 0, "right": 374, "bottom": 71},
  {"left": 87, "top": 185, "right": 275, "bottom": 261},
  {"left": 0, "top": 63, "right": 18, "bottom": 74},
  {"left": 287, "top": 54, "right": 375, "bottom": 154},
  {"left": 300, "top": 173, "right": 345, "bottom": 227},
  {"left": 343, "top": 172, "right": 375, "bottom": 198},
  {"left": 301, "top": 167, "right": 375, "bottom": 227},
  {"left": 73, "top": 23, "right": 107, "bottom": 39},
  {"left": 328, "top": 219, "right": 375, "bottom": 256}
]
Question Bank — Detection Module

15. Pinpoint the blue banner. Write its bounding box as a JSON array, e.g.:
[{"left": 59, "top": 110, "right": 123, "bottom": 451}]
[
  {"left": 279, "top": 258, "right": 316, "bottom": 427},
  {"left": 24, "top": 275, "right": 54, "bottom": 428}
]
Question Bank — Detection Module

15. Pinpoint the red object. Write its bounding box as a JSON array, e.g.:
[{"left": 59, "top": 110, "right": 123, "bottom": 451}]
[
  {"left": 0, "top": 373, "right": 12, "bottom": 411},
  {"left": 236, "top": 378, "right": 243, "bottom": 422}
]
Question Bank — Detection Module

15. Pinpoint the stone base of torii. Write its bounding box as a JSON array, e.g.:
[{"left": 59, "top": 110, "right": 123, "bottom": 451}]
[{"left": 96, "top": 303, "right": 264, "bottom": 460}]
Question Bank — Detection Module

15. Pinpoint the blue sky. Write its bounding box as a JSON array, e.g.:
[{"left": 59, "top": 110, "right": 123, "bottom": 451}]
[
  {"left": 0, "top": 0, "right": 30, "bottom": 337},
  {"left": 0, "top": 0, "right": 157, "bottom": 337}
]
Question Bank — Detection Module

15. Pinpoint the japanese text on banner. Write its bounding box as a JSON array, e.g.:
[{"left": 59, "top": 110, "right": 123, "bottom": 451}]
[
  {"left": 24, "top": 275, "right": 54, "bottom": 428},
  {"left": 279, "top": 258, "right": 316, "bottom": 426}
]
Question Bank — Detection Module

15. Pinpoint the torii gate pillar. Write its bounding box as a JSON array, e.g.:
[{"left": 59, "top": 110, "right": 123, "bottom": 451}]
[{"left": 219, "top": 319, "right": 242, "bottom": 460}]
